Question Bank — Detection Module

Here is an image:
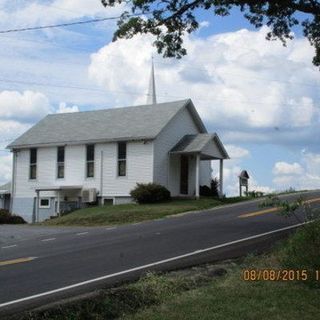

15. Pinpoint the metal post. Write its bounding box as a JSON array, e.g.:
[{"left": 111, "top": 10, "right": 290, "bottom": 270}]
[
  {"left": 219, "top": 159, "right": 224, "bottom": 197},
  {"left": 100, "top": 150, "right": 104, "bottom": 206},
  {"left": 195, "top": 154, "right": 200, "bottom": 199},
  {"left": 36, "top": 190, "right": 40, "bottom": 222},
  {"left": 57, "top": 190, "right": 60, "bottom": 216},
  {"left": 10, "top": 151, "right": 17, "bottom": 213}
]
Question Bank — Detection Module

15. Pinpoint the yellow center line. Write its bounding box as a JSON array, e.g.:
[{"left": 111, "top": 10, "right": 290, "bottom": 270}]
[
  {"left": 0, "top": 257, "right": 37, "bottom": 267},
  {"left": 239, "top": 207, "right": 278, "bottom": 218},
  {"left": 238, "top": 197, "right": 320, "bottom": 219}
]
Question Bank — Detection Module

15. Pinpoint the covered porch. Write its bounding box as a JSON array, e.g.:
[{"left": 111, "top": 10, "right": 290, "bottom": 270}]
[
  {"left": 34, "top": 185, "right": 83, "bottom": 222},
  {"left": 0, "top": 190, "right": 11, "bottom": 211},
  {"left": 169, "top": 134, "right": 229, "bottom": 198},
  {"left": 0, "top": 182, "right": 11, "bottom": 211}
]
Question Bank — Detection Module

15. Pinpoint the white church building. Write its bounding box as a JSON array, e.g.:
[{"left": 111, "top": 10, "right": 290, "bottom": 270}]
[{"left": 6, "top": 66, "right": 229, "bottom": 223}]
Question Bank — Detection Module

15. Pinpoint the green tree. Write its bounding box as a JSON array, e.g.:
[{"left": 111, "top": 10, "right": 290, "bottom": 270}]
[{"left": 101, "top": 0, "right": 320, "bottom": 66}]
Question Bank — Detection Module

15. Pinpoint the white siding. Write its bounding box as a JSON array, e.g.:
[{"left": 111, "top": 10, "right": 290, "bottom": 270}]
[
  {"left": 200, "top": 160, "right": 212, "bottom": 186},
  {"left": 13, "top": 141, "right": 154, "bottom": 200},
  {"left": 153, "top": 106, "right": 211, "bottom": 196},
  {"left": 202, "top": 139, "right": 224, "bottom": 159},
  {"left": 15, "top": 148, "right": 56, "bottom": 198},
  {"left": 100, "top": 141, "right": 153, "bottom": 196}
]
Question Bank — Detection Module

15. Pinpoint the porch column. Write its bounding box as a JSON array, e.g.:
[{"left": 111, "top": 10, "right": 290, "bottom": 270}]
[
  {"left": 219, "top": 159, "right": 224, "bottom": 197},
  {"left": 57, "top": 190, "right": 61, "bottom": 216},
  {"left": 195, "top": 153, "right": 200, "bottom": 199}
]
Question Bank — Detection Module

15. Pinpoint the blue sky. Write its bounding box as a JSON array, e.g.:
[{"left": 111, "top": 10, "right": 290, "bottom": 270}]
[{"left": 0, "top": 1, "right": 319, "bottom": 195}]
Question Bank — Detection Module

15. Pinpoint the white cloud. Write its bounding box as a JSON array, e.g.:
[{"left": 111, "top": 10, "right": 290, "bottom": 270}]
[
  {"left": 0, "top": 90, "right": 51, "bottom": 122},
  {"left": 0, "top": 120, "right": 31, "bottom": 139},
  {"left": 88, "top": 27, "right": 320, "bottom": 150},
  {"left": 273, "top": 153, "right": 320, "bottom": 190},
  {"left": 272, "top": 162, "right": 304, "bottom": 175},
  {"left": 211, "top": 144, "right": 271, "bottom": 195},
  {"left": 225, "top": 144, "right": 250, "bottom": 159},
  {"left": 57, "top": 102, "right": 79, "bottom": 113},
  {"left": 0, "top": 0, "right": 125, "bottom": 28}
]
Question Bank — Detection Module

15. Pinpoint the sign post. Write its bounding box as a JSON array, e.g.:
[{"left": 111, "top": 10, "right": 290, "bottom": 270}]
[{"left": 239, "top": 170, "right": 250, "bottom": 197}]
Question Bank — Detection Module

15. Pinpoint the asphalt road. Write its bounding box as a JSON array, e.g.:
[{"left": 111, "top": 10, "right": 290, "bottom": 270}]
[{"left": 1, "top": 190, "right": 320, "bottom": 316}]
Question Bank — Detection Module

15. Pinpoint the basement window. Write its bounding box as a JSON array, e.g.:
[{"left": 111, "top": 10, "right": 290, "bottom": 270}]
[{"left": 39, "top": 198, "right": 50, "bottom": 209}]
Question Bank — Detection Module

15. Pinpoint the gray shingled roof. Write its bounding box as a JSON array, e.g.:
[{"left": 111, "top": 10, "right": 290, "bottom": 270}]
[
  {"left": 8, "top": 100, "right": 195, "bottom": 149},
  {"left": 171, "top": 134, "right": 214, "bottom": 153},
  {"left": 171, "top": 134, "right": 229, "bottom": 158}
]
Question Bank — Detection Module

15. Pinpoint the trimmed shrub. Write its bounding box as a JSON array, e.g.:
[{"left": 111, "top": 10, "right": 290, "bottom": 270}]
[
  {"left": 0, "top": 209, "right": 26, "bottom": 224},
  {"left": 0, "top": 209, "right": 10, "bottom": 224},
  {"left": 210, "top": 178, "right": 220, "bottom": 197},
  {"left": 200, "top": 179, "right": 220, "bottom": 197},
  {"left": 8, "top": 215, "right": 27, "bottom": 224},
  {"left": 130, "top": 183, "right": 171, "bottom": 204},
  {"left": 245, "top": 190, "right": 264, "bottom": 198},
  {"left": 200, "top": 185, "right": 212, "bottom": 196}
]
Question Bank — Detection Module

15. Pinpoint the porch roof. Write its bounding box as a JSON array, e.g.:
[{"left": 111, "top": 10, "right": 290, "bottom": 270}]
[
  {"left": 35, "top": 185, "right": 83, "bottom": 192},
  {"left": 0, "top": 182, "right": 11, "bottom": 195},
  {"left": 170, "top": 133, "right": 229, "bottom": 160}
]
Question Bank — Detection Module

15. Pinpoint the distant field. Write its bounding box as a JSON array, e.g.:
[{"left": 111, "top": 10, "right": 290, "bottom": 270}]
[{"left": 42, "top": 196, "right": 253, "bottom": 227}]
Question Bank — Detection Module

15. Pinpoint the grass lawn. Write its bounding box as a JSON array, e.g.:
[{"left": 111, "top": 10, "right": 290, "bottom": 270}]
[
  {"left": 42, "top": 196, "right": 253, "bottom": 227},
  {"left": 122, "top": 257, "right": 320, "bottom": 320}
]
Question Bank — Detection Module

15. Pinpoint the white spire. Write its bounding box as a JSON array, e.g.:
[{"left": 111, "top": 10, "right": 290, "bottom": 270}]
[{"left": 147, "top": 57, "right": 157, "bottom": 105}]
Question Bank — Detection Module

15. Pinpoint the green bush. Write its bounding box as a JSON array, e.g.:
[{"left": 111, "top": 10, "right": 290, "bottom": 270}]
[
  {"left": 280, "top": 219, "right": 320, "bottom": 286},
  {"left": 210, "top": 178, "right": 220, "bottom": 197},
  {"left": 200, "top": 179, "right": 220, "bottom": 197},
  {"left": 0, "top": 209, "right": 26, "bottom": 224},
  {"left": 130, "top": 183, "right": 171, "bottom": 204},
  {"left": 199, "top": 185, "right": 212, "bottom": 196},
  {"left": 245, "top": 190, "right": 264, "bottom": 198}
]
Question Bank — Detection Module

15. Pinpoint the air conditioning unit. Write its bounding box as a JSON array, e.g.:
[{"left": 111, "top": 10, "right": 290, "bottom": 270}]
[{"left": 81, "top": 188, "right": 97, "bottom": 203}]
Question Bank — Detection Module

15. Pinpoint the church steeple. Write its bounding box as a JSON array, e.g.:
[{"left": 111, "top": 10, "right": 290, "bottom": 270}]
[{"left": 147, "top": 57, "right": 157, "bottom": 105}]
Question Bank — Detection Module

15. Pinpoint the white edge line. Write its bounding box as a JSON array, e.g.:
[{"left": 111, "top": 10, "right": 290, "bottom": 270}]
[
  {"left": 41, "top": 238, "right": 56, "bottom": 242},
  {"left": 0, "top": 222, "right": 305, "bottom": 308},
  {"left": 76, "top": 232, "right": 89, "bottom": 236},
  {"left": 1, "top": 245, "right": 17, "bottom": 249}
]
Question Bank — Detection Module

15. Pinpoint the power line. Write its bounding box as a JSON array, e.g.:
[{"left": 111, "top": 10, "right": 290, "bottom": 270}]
[
  {"left": 0, "top": 13, "right": 143, "bottom": 34},
  {"left": 0, "top": 76, "right": 318, "bottom": 110}
]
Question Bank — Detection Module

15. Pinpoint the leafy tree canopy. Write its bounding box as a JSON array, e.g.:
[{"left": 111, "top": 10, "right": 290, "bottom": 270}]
[{"left": 101, "top": 0, "right": 320, "bottom": 66}]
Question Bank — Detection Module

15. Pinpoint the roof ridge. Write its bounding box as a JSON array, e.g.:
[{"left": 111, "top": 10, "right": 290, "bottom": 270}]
[{"left": 47, "top": 99, "right": 190, "bottom": 117}]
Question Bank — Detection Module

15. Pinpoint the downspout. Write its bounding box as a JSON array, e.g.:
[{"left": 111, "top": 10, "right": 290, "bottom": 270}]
[
  {"left": 10, "top": 150, "right": 17, "bottom": 213},
  {"left": 100, "top": 150, "right": 104, "bottom": 206}
]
